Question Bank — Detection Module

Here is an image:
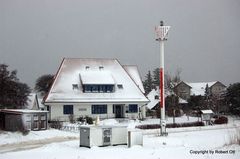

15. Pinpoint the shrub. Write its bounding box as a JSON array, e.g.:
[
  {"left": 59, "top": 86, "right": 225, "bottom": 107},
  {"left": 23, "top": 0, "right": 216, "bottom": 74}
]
[
  {"left": 85, "top": 116, "right": 93, "bottom": 124},
  {"left": 214, "top": 116, "right": 228, "bottom": 124},
  {"left": 49, "top": 120, "right": 63, "bottom": 129},
  {"left": 77, "top": 116, "right": 85, "bottom": 123},
  {"left": 19, "top": 125, "right": 30, "bottom": 136},
  {"left": 21, "top": 129, "right": 30, "bottom": 136},
  {"left": 77, "top": 116, "right": 93, "bottom": 124},
  {"left": 68, "top": 114, "right": 75, "bottom": 124}
]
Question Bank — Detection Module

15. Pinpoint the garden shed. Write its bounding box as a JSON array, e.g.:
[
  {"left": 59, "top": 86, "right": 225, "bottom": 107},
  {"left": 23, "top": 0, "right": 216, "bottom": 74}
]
[
  {"left": 200, "top": 109, "right": 214, "bottom": 125},
  {"left": 0, "top": 109, "right": 48, "bottom": 131}
]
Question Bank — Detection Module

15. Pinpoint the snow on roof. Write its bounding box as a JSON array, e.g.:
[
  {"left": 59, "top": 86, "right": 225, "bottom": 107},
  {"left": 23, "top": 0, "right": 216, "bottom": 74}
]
[
  {"left": 146, "top": 88, "right": 159, "bottom": 110},
  {"left": 146, "top": 87, "right": 187, "bottom": 109},
  {"left": 123, "top": 65, "right": 145, "bottom": 94},
  {"left": 179, "top": 98, "right": 188, "bottom": 104},
  {"left": 80, "top": 71, "right": 115, "bottom": 85},
  {"left": 0, "top": 109, "right": 48, "bottom": 114},
  {"left": 38, "top": 98, "right": 45, "bottom": 109},
  {"left": 45, "top": 58, "right": 148, "bottom": 103},
  {"left": 188, "top": 81, "right": 217, "bottom": 96},
  {"left": 200, "top": 109, "right": 214, "bottom": 114},
  {"left": 25, "top": 93, "right": 39, "bottom": 110}
]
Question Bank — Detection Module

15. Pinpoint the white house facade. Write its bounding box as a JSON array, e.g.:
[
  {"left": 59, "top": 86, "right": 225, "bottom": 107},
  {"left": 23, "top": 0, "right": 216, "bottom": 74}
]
[{"left": 44, "top": 58, "right": 149, "bottom": 121}]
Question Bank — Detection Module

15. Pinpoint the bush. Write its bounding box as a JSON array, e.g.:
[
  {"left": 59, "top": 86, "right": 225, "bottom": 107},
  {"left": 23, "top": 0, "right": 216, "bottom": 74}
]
[
  {"left": 146, "top": 109, "right": 155, "bottom": 117},
  {"left": 21, "top": 129, "right": 30, "bottom": 136},
  {"left": 77, "top": 116, "right": 85, "bottom": 123},
  {"left": 77, "top": 116, "right": 93, "bottom": 124},
  {"left": 85, "top": 116, "right": 93, "bottom": 124},
  {"left": 136, "top": 121, "right": 204, "bottom": 129},
  {"left": 49, "top": 120, "right": 63, "bottom": 129},
  {"left": 68, "top": 114, "right": 75, "bottom": 124},
  {"left": 19, "top": 126, "right": 30, "bottom": 136},
  {"left": 214, "top": 116, "right": 228, "bottom": 124},
  {"left": 167, "top": 109, "right": 183, "bottom": 117}
]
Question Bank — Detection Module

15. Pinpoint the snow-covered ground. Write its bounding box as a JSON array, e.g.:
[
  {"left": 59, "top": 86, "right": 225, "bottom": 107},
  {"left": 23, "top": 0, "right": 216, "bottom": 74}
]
[
  {"left": 0, "top": 116, "right": 240, "bottom": 159},
  {"left": 0, "top": 129, "right": 78, "bottom": 146}
]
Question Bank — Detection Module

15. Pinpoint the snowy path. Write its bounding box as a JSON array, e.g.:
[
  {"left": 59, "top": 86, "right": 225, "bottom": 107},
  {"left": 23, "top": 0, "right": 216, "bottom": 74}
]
[{"left": 0, "top": 136, "right": 78, "bottom": 154}]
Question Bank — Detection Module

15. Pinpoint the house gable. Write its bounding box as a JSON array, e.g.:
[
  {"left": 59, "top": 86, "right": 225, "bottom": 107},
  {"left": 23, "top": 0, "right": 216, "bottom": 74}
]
[
  {"left": 44, "top": 58, "right": 148, "bottom": 104},
  {"left": 209, "top": 81, "right": 226, "bottom": 96},
  {"left": 173, "top": 81, "right": 191, "bottom": 100},
  {"left": 123, "top": 65, "right": 145, "bottom": 94}
]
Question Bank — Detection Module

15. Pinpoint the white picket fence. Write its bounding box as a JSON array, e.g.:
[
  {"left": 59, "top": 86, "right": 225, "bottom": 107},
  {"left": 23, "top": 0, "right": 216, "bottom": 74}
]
[{"left": 61, "top": 123, "right": 81, "bottom": 133}]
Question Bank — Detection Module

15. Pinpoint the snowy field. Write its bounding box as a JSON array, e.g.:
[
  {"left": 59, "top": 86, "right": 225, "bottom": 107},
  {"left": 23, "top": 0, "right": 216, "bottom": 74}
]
[{"left": 0, "top": 116, "right": 240, "bottom": 159}]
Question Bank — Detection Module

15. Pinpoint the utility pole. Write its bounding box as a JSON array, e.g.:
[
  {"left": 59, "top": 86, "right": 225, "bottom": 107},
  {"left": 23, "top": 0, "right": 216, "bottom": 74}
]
[{"left": 155, "top": 21, "right": 170, "bottom": 136}]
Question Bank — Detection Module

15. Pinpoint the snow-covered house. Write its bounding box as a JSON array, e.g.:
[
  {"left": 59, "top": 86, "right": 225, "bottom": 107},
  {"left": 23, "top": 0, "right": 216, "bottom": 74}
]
[
  {"left": 174, "top": 81, "right": 226, "bottom": 100},
  {"left": 0, "top": 93, "right": 48, "bottom": 131},
  {"left": 188, "top": 81, "right": 226, "bottom": 97},
  {"left": 25, "top": 93, "right": 40, "bottom": 110},
  {"left": 44, "top": 58, "right": 149, "bottom": 121},
  {"left": 146, "top": 87, "right": 187, "bottom": 111}
]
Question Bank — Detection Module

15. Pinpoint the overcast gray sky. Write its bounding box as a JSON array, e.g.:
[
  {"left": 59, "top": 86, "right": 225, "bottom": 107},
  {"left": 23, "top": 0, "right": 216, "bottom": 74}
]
[{"left": 0, "top": 0, "right": 240, "bottom": 88}]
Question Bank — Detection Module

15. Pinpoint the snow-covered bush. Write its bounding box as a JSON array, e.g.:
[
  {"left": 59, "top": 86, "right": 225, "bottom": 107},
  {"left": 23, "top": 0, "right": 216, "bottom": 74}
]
[
  {"left": 49, "top": 120, "right": 63, "bottom": 129},
  {"left": 214, "top": 116, "right": 228, "bottom": 124},
  {"left": 76, "top": 116, "right": 93, "bottom": 124}
]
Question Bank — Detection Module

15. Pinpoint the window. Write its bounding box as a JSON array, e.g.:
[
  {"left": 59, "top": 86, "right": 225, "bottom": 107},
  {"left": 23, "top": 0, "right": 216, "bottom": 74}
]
[
  {"left": 63, "top": 105, "right": 73, "bottom": 114},
  {"left": 85, "top": 66, "right": 90, "bottom": 70},
  {"left": 106, "top": 85, "right": 113, "bottom": 92},
  {"left": 92, "top": 85, "right": 98, "bottom": 92},
  {"left": 83, "top": 85, "right": 114, "bottom": 93},
  {"left": 40, "top": 115, "right": 46, "bottom": 129},
  {"left": 92, "top": 105, "right": 107, "bottom": 114},
  {"left": 117, "top": 84, "right": 123, "bottom": 89},
  {"left": 33, "top": 115, "right": 39, "bottom": 130},
  {"left": 72, "top": 84, "right": 79, "bottom": 90},
  {"left": 128, "top": 104, "right": 138, "bottom": 113},
  {"left": 155, "top": 95, "right": 159, "bottom": 99},
  {"left": 99, "top": 66, "right": 104, "bottom": 70},
  {"left": 25, "top": 115, "right": 31, "bottom": 130}
]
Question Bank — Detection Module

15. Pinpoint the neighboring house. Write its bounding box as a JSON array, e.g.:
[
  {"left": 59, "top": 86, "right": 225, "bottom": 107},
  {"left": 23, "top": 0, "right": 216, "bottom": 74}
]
[
  {"left": 173, "top": 81, "right": 192, "bottom": 100},
  {"left": 174, "top": 81, "right": 226, "bottom": 100},
  {"left": 44, "top": 58, "right": 149, "bottom": 121},
  {"left": 188, "top": 81, "right": 226, "bottom": 97},
  {"left": 25, "top": 93, "right": 40, "bottom": 110},
  {"left": 0, "top": 109, "right": 48, "bottom": 131},
  {"left": 0, "top": 93, "right": 48, "bottom": 131},
  {"left": 146, "top": 87, "right": 187, "bottom": 110},
  {"left": 146, "top": 88, "right": 160, "bottom": 110}
]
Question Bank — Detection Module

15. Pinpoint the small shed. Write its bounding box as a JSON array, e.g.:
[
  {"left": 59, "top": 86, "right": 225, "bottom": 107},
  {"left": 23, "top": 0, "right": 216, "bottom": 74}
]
[
  {"left": 0, "top": 109, "right": 48, "bottom": 131},
  {"left": 200, "top": 109, "right": 214, "bottom": 125}
]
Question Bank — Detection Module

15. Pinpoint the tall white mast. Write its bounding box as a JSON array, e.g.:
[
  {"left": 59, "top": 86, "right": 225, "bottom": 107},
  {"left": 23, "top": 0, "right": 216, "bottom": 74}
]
[{"left": 155, "top": 21, "right": 170, "bottom": 136}]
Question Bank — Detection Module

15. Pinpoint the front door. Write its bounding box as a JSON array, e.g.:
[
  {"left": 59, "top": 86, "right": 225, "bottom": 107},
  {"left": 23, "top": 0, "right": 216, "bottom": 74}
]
[{"left": 114, "top": 105, "right": 124, "bottom": 118}]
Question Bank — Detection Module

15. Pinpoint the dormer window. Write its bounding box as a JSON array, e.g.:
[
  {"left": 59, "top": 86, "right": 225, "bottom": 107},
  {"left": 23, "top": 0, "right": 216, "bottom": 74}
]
[
  {"left": 117, "top": 84, "right": 123, "bottom": 89},
  {"left": 99, "top": 66, "right": 104, "bottom": 70},
  {"left": 83, "top": 84, "right": 114, "bottom": 93},
  {"left": 72, "top": 84, "right": 79, "bottom": 90},
  {"left": 85, "top": 66, "right": 90, "bottom": 70}
]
